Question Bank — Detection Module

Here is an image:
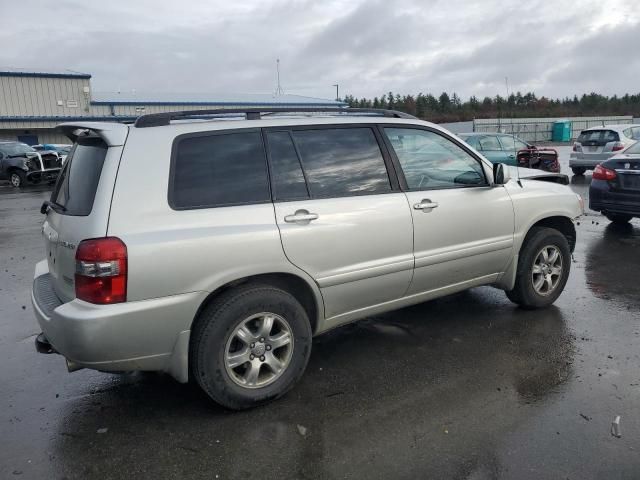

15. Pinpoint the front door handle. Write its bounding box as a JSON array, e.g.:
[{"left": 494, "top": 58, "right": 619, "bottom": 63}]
[
  {"left": 284, "top": 209, "right": 319, "bottom": 224},
  {"left": 413, "top": 199, "right": 439, "bottom": 211}
]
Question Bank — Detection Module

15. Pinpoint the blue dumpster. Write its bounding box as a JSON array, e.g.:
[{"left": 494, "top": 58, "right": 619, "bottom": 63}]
[{"left": 552, "top": 120, "right": 572, "bottom": 142}]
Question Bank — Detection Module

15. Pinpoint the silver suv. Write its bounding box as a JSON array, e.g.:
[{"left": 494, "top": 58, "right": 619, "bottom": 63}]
[{"left": 32, "top": 108, "right": 583, "bottom": 409}]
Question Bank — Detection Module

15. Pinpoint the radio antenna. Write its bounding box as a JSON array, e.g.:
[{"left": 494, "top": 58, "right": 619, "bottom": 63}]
[{"left": 275, "top": 59, "right": 284, "bottom": 96}]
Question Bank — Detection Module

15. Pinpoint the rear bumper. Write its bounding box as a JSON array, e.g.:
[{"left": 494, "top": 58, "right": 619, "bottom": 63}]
[
  {"left": 589, "top": 180, "right": 640, "bottom": 217},
  {"left": 31, "top": 260, "right": 205, "bottom": 382}
]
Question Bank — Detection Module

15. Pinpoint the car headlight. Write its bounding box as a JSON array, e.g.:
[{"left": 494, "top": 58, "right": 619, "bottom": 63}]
[{"left": 23, "top": 159, "right": 33, "bottom": 170}]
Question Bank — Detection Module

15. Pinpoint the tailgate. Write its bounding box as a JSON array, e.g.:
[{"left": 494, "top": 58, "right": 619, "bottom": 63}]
[{"left": 42, "top": 124, "right": 127, "bottom": 302}]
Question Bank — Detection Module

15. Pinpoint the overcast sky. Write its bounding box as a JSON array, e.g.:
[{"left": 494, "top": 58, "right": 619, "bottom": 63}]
[{"left": 1, "top": 0, "right": 638, "bottom": 101}]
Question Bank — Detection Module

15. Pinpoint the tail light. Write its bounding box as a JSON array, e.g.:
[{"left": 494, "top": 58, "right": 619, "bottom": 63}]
[
  {"left": 75, "top": 237, "right": 127, "bottom": 304},
  {"left": 572, "top": 143, "right": 578, "bottom": 152},
  {"left": 612, "top": 142, "right": 625, "bottom": 151},
  {"left": 592, "top": 164, "right": 617, "bottom": 181}
]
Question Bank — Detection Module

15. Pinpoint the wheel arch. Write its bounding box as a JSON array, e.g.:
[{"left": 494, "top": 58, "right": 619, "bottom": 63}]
[
  {"left": 497, "top": 215, "right": 576, "bottom": 291},
  {"left": 528, "top": 216, "right": 576, "bottom": 252},
  {"left": 190, "top": 272, "right": 323, "bottom": 336}
]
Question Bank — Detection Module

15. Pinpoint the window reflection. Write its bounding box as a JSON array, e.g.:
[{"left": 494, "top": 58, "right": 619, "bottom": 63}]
[
  {"left": 385, "top": 128, "right": 486, "bottom": 190},
  {"left": 293, "top": 128, "right": 391, "bottom": 197}
]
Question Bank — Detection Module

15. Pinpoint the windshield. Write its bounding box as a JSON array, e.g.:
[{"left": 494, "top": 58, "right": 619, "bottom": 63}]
[{"left": 1, "top": 143, "right": 36, "bottom": 156}]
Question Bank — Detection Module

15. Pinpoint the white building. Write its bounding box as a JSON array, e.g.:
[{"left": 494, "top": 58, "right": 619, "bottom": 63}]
[{"left": 0, "top": 68, "right": 345, "bottom": 145}]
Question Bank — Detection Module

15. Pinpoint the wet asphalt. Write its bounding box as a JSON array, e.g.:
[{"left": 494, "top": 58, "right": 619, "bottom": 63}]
[{"left": 1, "top": 147, "right": 639, "bottom": 479}]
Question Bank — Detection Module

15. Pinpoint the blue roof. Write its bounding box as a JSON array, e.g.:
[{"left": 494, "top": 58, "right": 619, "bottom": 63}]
[
  {"left": 91, "top": 91, "right": 346, "bottom": 107},
  {"left": 0, "top": 67, "right": 91, "bottom": 79}
]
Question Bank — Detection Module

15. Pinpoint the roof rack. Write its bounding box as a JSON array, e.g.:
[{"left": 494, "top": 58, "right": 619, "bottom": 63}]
[{"left": 133, "top": 107, "right": 416, "bottom": 128}]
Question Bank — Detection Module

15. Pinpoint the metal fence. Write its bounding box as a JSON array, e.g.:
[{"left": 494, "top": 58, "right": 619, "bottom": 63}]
[{"left": 472, "top": 116, "right": 634, "bottom": 142}]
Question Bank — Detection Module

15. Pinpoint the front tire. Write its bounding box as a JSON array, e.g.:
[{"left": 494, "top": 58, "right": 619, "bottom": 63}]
[
  {"left": 605, "top": 213, "right": 632, "bottom": 225},
  {"left": 9, "top": 170, "right": 26, "bottom": 188},
  {"left": 571, "top": 167, "right": 586, "bottom": 176},
  {"left": 190, "top": 284, "right": 312, "bottom": 410},
  {"left": 506, "top": 227, "right": 571, "bottom": 309}
]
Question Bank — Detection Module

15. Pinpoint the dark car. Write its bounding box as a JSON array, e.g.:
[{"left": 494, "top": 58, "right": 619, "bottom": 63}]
[
  {"left": 0, "top": 141, "right": 62, "bottom": 187},
  {"left": 589, "top": 141, "right": 640, "bottom": 224}
]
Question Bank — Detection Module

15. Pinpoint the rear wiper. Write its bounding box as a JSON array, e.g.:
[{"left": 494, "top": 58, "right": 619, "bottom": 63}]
[{"left": 40, "top": 201, "right": 66, "bottom": 214}]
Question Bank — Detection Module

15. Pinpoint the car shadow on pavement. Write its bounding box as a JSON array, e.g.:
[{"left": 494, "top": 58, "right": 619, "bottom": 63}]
[{"left": 48, "top": 290, "right": 575, "bottom": 479}]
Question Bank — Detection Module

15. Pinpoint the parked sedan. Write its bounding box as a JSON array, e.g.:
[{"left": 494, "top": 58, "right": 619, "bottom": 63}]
[
  {"left": 570, "top": 125, "right": 640, "bottom": 175},
  {"left": 589, "top": 141, "right": 640, "bottom": 224},
  {"left": 459, "top": 133, "right": 529, "bottom": 166}
]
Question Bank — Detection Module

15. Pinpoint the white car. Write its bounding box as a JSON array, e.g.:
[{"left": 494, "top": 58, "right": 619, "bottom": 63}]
[
  {"left": 32, "top": 108, "right": 583, "bottom": 409},
  {"left": 570, "top": 124, "right": 640, "bottom": 175}
]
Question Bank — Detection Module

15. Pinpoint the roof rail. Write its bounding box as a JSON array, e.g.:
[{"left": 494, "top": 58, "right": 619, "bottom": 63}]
[{"left": 133, "top": 107, "right": 416, "bottom": 128}]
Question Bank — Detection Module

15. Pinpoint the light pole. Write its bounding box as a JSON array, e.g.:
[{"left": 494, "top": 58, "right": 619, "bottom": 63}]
[{"left": 333, "top": 84, "right": 339, "bottom": 101}]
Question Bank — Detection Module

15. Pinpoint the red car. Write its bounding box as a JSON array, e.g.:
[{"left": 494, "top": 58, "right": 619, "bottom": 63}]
[{"left": 517, "top": 146, "right": 560, "bottom": 173}]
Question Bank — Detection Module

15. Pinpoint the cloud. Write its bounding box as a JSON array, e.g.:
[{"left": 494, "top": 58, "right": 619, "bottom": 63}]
[{"left": 0, "top": 0, "right": 638, "bottom": 100}]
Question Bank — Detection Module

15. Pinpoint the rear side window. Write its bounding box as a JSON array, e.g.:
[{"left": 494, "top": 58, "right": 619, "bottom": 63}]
[
  {"left": 170, "top": 131, "right": 270, "bottom": 209},
  {"left": 51, "top": 137, "right": 107, "bottom": 216},
  {"left": 291, "top": 128, "right": 391, "bottom": 198},
  {"left": 577, "top": 130, "right": 619, "bottom": 145}
]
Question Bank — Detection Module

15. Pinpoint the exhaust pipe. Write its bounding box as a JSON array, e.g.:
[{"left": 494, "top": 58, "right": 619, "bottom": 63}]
[{"left": 66, "top": 359, "right": 85, "bottom": 373}]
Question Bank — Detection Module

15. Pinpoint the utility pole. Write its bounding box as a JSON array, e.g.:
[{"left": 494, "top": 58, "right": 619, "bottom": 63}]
[{"left": 333, "top": 84, "right": 339, "bottom": 101}]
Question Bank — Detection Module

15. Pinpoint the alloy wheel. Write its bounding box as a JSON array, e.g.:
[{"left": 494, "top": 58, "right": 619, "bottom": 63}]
[{"left": 224, "top": 312, "right": 294, "bottom": 389}]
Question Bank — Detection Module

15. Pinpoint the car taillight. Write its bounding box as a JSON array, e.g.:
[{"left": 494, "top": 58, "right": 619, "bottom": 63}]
[
  {"left": 75, "top": 237, "right": 127, "bottom": 304},
  {"left": 612, "top": 142, "right": 624, "bottom": 151},
  {"left": 572, "top": 143, "right": 578, "bottom": 152},
  {"left": 592, "top": 164, "right": 617, "bottom": 181}
]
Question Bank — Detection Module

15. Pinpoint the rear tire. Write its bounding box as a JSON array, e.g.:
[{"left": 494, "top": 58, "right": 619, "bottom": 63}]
[
  {"left": 605, "top": 213, "right": 632, "bottom": 224},
  {"left": 190, "top": 283, "right": 312, "bottom": 410},
  {"left": 571, "top": 167, "right": 586, "bottom": 176},
  {"left": 506, "top": 227, "right": 571, "bottom": 309},
  {"left": 9, "top": 170, "right": 26, "bottom": 188}
]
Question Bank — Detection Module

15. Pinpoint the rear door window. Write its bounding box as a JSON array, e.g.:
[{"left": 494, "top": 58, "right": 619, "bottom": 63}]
[
  {"left": 51, "top": 137, "right": 107, "bottom": 216},
  {"left": 170, "top": 130, "right": 270, "bottom": 209},
  {"left": 291, "top": 128, "right": 391, "bottom": 198},
  {"left": 478, "top": 136, "right": 501, "bottom": 151},
  {"left": 266, "top": 131, "right": 309, "bottom": 201}
]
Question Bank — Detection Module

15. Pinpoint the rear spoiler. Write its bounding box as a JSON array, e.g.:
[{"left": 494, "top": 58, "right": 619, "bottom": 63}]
[{"left": 56, "top": 122, "right": 129, "bottom": 147}]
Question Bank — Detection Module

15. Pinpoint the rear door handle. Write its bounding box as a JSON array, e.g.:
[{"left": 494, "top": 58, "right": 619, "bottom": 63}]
[
  {"left": 413, "top": 199, "right": 439, "bottom": 211},
  {"left": 284, "top": 209, "right": 319, "bottom": 224}
]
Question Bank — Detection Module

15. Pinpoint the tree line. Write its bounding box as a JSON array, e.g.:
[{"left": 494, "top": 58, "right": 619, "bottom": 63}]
[{"left": 342, "top": 91, "right": 640, "bottom": 123}]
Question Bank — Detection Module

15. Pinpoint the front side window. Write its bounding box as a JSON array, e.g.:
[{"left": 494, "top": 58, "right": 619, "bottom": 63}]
[
  {"left": 385, "top": 128, "right": 486, "bottom": 190},
  {"left": 291, "top": 128, "right": 391, "bottom": 198},
  {"left": 171, "top": 131, "right": 270, "bottom": 209}
]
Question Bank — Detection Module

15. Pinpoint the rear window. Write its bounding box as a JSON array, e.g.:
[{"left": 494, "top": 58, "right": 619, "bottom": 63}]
[
  {"left": 577, "top": 130, "right": 619, "bottom": 145},
  {"left": 51, "top": 137, "right": 107, "bottom": 216},
  {"left": 170, "top": 131, "right": 270, "bottom": 209}
]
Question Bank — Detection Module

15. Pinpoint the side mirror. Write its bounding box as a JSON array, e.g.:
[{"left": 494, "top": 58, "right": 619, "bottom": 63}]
[{"left": 493, "top": 163, "right": 512, "bottom": 185}]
